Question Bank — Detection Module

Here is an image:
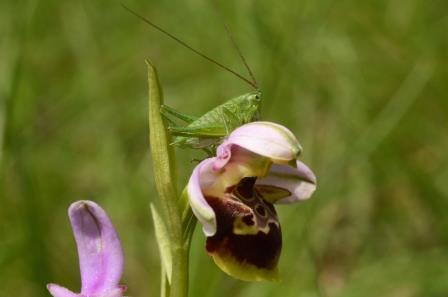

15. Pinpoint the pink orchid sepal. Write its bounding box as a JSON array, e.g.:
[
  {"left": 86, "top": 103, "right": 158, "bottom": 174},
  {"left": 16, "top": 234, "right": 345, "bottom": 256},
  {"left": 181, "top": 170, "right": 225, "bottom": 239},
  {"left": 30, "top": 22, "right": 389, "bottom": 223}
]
[
  {"left": 187, "top": 121, "right": 316, "bottom": 281},
  {"left": 47, "top": 200, "right": 126, "bottom": 297}
]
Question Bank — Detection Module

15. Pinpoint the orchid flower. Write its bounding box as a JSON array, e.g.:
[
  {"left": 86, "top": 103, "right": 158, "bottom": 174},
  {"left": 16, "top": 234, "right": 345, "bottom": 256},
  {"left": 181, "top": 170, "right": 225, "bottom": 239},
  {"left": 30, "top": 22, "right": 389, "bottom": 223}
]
[
  {"left": 47, "top": 200, "right": 126, "bottom": 297},
  {"left": 188, "top": 121, "right": 317, "bottom": 281}
]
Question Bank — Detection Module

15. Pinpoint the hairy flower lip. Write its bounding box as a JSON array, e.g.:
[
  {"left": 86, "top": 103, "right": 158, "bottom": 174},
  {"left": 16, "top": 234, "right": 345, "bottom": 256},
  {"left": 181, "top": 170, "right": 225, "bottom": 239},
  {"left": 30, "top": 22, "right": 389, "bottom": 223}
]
[{"left": 47, "top": 200, "right": 125, "bottom": 297}]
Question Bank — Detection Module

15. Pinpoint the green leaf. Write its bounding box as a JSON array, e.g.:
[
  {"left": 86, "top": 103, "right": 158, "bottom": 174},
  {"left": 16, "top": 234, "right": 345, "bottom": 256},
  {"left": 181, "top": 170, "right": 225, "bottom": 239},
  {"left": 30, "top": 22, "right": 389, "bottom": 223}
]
[
  {"left": 147, "top": 60, "right": 182, "bottom": 240},
  {"left": 147, "top": 60, "right": 188, "bottom": 297},
  {"left": 150, "top": 203, "right": 172, "bottom": 284}
]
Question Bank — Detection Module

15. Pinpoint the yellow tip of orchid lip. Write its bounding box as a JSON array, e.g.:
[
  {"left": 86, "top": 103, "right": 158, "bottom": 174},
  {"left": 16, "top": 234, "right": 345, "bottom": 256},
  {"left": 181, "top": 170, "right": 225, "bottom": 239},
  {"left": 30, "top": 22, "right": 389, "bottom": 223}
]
[{"left": 210, "top": 251, "right": 280, "bottom": 282}]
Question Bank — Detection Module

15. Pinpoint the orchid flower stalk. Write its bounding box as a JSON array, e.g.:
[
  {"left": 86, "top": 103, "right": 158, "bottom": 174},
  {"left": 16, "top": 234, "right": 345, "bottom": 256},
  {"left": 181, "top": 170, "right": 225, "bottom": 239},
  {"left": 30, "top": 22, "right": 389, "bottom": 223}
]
[{"left": 147, "top": 61, "right": 316, "bottom": 294}]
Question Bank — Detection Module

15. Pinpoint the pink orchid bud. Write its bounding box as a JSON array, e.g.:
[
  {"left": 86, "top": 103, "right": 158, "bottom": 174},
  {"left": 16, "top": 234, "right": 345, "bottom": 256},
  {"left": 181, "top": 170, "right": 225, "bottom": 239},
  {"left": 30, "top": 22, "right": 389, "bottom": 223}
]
[{"left": 47, "top": 200, "right": 125, "bottom": 297}]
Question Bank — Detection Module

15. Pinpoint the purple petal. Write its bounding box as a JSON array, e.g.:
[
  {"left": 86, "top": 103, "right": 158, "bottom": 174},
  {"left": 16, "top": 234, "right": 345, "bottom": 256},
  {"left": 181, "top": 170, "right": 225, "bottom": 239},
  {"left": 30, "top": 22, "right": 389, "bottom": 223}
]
[
  {"left": 68, "top": 200, "right": 124, "bottom": 295},
  {"left": 225, "top": 122, "right": 302, "bottom": 163},
  {"left": 100, "top": 286, "right": 126, "bottom": 297},
  {"left": 187, "top": 159, "right": 218, "bottom": 236},
  {"left": 256, "top": 160, "right": 317, "bottom": 204},
  {"left": 46, "top": 284, "right": 78, "bottom": 297}
]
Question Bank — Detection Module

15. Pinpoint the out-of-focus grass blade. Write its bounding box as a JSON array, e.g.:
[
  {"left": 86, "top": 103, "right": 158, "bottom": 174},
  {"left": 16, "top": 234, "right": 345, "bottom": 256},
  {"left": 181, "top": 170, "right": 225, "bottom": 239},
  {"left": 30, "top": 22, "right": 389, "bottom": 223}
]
[{"left": 355, "top": 59, "right": 434, "bottom": 156}]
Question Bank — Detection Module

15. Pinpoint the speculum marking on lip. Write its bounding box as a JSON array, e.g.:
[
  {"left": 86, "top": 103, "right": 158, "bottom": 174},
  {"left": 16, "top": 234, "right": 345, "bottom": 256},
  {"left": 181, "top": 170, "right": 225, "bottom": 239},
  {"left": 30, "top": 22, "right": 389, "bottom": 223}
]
[
  {"left": 205, "top": 177, "right": 282, "bottom": 270},
  {"left": 235, "top": 177, "right": 256, "bottom": 201},
  {"left": 242, "top": 215, "right": 255, "bottom": 226},
  {"left": 255, "top": 205, "right": 266, "bottom": 217}
]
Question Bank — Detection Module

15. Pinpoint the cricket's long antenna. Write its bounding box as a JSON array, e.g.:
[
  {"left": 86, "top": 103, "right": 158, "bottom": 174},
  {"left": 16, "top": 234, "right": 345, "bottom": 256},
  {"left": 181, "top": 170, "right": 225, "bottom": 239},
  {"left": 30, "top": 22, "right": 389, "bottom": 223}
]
[
  {"left": 122, "top": 4, "right": 257, "bottom": 90},
  {"left": 221, "top": 22, "right": 258, "bottom": 89},
  {"left": 211, "top": 1, "right": 258, "bottom": 89}
]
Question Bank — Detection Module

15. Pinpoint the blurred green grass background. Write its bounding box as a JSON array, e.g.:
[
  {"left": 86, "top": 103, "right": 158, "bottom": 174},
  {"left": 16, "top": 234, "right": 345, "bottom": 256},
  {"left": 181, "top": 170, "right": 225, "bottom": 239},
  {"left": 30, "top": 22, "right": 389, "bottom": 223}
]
[{"left": 1, "top": 0, "right": 447, "bottom": 296}]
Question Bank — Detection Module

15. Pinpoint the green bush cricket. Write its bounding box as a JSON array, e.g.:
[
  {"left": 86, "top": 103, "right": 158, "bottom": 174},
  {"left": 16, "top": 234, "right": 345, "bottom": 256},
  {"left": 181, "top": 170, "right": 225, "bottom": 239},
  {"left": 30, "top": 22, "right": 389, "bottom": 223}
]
[{"left": 123, "top": 5, "right": 262, "bottom": 154}]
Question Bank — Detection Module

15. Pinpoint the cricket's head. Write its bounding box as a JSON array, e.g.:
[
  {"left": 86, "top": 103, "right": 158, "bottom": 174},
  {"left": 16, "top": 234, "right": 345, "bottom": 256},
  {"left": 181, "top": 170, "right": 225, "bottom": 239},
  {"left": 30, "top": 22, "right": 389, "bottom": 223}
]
[{"left": 238, "top": 91, "right": 262, "bottom": 123}]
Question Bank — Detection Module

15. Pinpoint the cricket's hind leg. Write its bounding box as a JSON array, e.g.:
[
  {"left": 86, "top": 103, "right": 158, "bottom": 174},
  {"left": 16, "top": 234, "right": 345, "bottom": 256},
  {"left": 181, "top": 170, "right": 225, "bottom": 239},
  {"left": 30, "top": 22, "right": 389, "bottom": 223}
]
[
  {"left": 168, "top": 124, "right": 227, "bottom": 137},
  {"left": 160, "top": 105, "right": 198, "bottom": 124}
]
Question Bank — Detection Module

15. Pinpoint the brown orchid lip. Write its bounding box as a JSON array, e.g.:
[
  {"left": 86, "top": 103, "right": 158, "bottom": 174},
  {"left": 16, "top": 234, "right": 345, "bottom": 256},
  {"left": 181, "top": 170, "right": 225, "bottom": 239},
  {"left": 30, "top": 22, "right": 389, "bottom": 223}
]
[{"left": 205, "top": 177, "right": 282, "bottom": 271}]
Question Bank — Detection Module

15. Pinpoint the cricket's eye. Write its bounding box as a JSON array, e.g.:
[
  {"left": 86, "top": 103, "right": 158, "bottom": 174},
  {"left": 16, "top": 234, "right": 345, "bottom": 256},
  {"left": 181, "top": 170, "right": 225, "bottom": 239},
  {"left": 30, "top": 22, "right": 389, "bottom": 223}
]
[{"left": 251, "top": 94, "right": 261, "bottom": 102}]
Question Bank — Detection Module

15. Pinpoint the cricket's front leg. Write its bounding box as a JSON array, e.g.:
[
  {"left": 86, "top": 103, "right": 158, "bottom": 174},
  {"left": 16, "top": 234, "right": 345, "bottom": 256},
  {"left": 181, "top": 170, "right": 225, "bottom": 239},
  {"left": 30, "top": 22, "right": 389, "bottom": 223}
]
[{"left": 160, "top": 105, "right": 198, "bottom": 124}]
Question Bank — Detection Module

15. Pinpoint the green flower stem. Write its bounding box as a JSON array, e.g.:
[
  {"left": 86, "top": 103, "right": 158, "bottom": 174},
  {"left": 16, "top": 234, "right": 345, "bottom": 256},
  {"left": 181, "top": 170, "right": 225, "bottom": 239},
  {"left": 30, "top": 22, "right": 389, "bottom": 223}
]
[
  {"left": 160, "top": 266, "right": 170, "bottom": 297},
  {"left": 170, "top": 243, "right": 189, "bottom": 297},
  {"left": 147, "top": 60, "right": 188, "bottom": 297}
]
